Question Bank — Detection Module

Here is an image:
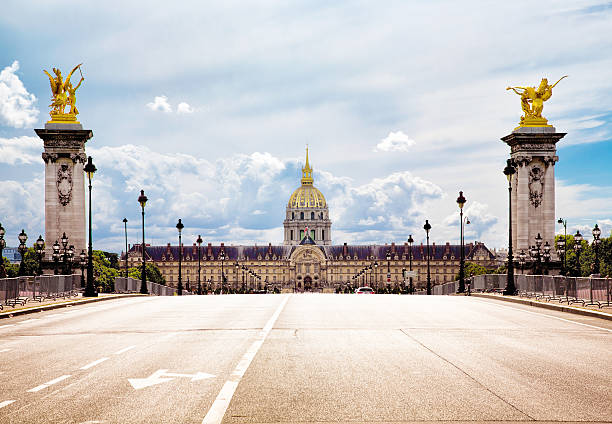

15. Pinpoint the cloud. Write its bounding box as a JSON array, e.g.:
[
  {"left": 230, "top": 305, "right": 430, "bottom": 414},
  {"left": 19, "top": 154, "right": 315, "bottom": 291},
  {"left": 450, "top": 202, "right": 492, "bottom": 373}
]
[
  {"left": 176, "top": 102, "right": 194, "bottom": 114},
  {"left": 374, "top": 131, "right": 415, "bottom": 152},
  {"left": 146, "top": 95, "right": 172, "bottom": 113},
  {"left": 0, "top": 136, "right": 42, "bottom": 165},
  {"left": 0, "top": 61, "right": 39, "bottom": 128}
]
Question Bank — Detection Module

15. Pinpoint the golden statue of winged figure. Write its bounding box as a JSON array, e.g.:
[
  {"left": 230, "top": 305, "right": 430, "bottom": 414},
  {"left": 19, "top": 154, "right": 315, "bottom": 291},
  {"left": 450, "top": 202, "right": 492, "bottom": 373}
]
[
  {"left": 43, "top": 64, "right": 84, "bottom": 123},
  {"left": 506, "top": 76, "right": 567, "bottom": 128}
]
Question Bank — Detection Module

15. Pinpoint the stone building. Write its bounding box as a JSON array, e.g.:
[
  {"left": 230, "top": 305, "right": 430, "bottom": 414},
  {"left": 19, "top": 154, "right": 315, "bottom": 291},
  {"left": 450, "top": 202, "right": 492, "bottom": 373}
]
[{"left": 123, "top": 150, "right": 496, "bottom": 292}]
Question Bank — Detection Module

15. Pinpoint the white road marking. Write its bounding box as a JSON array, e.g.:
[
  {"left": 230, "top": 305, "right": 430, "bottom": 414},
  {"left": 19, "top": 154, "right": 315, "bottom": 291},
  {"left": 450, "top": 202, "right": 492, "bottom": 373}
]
[
  {"left": 80, "top": 357, "right": 109, "bottom": 370},
  {"left": 202, "top": 294, "right": 290, "bottom": 424},
  {"left": 27, "top": 375, "right": 71, "bottom": 392},
  {"left": 129, "top": 369, "right": 215, "bottom": 389},
  {"left": 114, "top": 345, "right": 136, "bottom": 355},
  {"left": 0, "top": 348, "right": 10, "bottom": 353},
  {"left": 475, "top": 298, "right": 612, "bottom": 333},
  {"left": 0, "top": 400, "right": 15, "bottom": 409},
  {"left": 0, "top": 325, "right": 15, "bottom": 330}
]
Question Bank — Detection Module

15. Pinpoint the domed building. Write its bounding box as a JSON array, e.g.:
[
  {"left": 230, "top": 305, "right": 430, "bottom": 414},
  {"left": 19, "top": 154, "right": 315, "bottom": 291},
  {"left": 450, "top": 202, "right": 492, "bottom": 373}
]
[{"left": 283, "top": 149, "right": 332, "bottom": 245}]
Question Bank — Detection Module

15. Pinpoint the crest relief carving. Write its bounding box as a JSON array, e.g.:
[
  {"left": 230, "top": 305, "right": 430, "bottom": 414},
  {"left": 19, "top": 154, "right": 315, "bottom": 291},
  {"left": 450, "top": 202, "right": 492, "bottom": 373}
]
[
  {"left": 528, "top": 166, "right": 544, "bottom": 208},
  {"left": 57, "top": 164, "right": 73, "bottom": 206}
]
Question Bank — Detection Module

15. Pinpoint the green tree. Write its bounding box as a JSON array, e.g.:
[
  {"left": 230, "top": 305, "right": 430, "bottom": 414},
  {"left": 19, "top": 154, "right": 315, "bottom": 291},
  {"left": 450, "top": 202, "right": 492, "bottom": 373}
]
[
  {"left": 18, "top": 247, "right": 43, "bottom": 276},
  {"left": 91, "top": 250, "right": 119, "bottom": 292},
  {"left": 456, "top": 261, "right": 493, "bottom": 279},
  {"left": 1, "top": 257, "right": 19, "bottom": 277},
  {"left": 127, "top": 263, "right": 166, "bottom": 285}
]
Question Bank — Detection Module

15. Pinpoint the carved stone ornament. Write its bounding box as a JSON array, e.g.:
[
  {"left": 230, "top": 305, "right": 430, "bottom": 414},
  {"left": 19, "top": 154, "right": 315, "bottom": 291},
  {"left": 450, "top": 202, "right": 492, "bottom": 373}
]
[
  {"left": 528, "top": 166, "right": 544, "bottom": 208},
  {"left": 57, "top": 164, "right": 73, "bottom": 206},
  {"left": 70, "top": 152, "right": 87, "bottom": 164},
  {"left": 511, "top": 143, "right": 556, "bottom": 154},
  {"left": 42, "top": 152, "right": 59, "bottom": 163}
]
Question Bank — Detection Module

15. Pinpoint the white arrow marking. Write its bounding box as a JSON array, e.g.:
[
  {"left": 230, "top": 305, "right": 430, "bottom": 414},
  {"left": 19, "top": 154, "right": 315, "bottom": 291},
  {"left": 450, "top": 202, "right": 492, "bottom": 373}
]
[{"left": 129, "top": 369, "right": 215, "bottom": 390}]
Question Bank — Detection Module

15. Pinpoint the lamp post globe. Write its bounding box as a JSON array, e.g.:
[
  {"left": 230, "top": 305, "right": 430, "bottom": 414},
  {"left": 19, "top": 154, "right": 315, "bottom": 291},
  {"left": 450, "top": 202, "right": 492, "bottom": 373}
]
[
  {"left": 456, "top": 191, "right": 466, "bottom": 293},
  {"left": 424, "top": 220, "right": 432, "bottom": 295},
  {"left": 137, "top": 190, "right": 148, "bottom": 294},
  {"left": 17, "top": 229, "right": 28, "bottom": 276},
  {"left": 35, "top": 235, "right": 45, "bottom": 275},
  {"left": 176, "top": 219, "right": 184, "bottom": 295},
  {"left": 52, "top": 240, "right": 60, "bottom": 275},
  {"left": 503, "top": 159, "right": 517, "bottom": 295},
  {"left": 83, "top": 156, "right": 97, "bottom": 297}
]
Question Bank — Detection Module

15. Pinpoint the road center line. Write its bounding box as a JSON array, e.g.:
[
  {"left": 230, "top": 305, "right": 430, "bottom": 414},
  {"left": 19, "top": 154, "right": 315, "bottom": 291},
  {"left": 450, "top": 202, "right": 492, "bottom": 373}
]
[
  {"left": 0, "top": 400, "right": 15, "bottom": 409},
  {"left": 473, "top": 298, "right": 612, "bottom": 333},
  {"left": 114, "top": 345, "right": 136, "bottom": 355},
  {"left": 202, "top": 294, "right": 290, "bottom": 424},
  {"left": 80, "top": 357, "right": 109, "bottom": 370},
  {"left": 27, "top": 375, "right": 71, "bottom": 392}
]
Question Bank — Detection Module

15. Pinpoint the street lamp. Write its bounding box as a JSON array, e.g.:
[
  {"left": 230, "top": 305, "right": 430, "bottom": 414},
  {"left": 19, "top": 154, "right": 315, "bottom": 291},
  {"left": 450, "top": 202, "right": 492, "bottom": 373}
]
[
  {"left": 35, "top": 235, "right": 45, "bottom": 276},
  {"left": 386, "top": 250, "right": 391, "bottom": 291},
  {"left": 123, "top": 218, "right": 129, "bottom": 278},
  {"left": 234, "top": 262, "right": 239, "bottom": 293},
  {"left": 176, "top": 219, "right": 184, "bottom": 295},
  {"left": 196, "top": 235, "right": 203, "bottom": 295},
  {"left": 407, "top": 234, "right": 414, "bottom": 294},
  {"left": 17, "top": 229, "right": 27, "bottom": 276},
  {"left": 456, "top": 191, "right": 467, "bottom": 293},
  {"left": 84, "top": 156, "right": 97, "bottom": 297},
  {"left": 52, "top": 240, "right": 60, "bottom": 275},
  {"left": 0, "top": 223, "right": 6, "bottom": 278},
  {"left": 592, "top": 224, "right": 601, "bottom": 275},
  {"left": 424, "top": 220, "right": 431, "bottom": 295},
  {"left": 219, "top": 250, "right": 226, "bottom": 294},
  {"left": 79, "top": 250, "right": 86, "bottom": 288},
  {"left": 557, "top": 218, "right": 567, "bottom": 275},
  {"left": 67, "top": 245, "right": 75, "bottom": 278},
  {"left": 573, "top": 230, "right": 583, "bottom": 276},
  {"left": 503, "top": 159, "right": 517, "bottom": 295},
  {"left": 518, "top": 250, "right": 526, "bottom": 274},
  {"left": 542, "top": 241, "right": 551, "bottom": 274},
  {"left": 137, "top": 189, "right": 148, "bottom": 294}
]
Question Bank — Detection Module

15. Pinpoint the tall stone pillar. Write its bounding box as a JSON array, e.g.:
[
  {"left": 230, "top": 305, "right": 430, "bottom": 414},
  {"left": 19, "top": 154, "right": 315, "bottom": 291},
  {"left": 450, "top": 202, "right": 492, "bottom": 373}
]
[
  {"left": 35, "top": 123, "right": 93, "bottom": 259},
  {"left": 502, "top": 127, "right": 564, "bottom": 260}
]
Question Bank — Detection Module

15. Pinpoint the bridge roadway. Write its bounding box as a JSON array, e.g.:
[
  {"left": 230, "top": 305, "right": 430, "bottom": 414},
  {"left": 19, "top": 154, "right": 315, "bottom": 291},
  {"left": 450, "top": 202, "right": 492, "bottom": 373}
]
[{"left": 0, "top": 294, "right": 610, "bottom": 423}]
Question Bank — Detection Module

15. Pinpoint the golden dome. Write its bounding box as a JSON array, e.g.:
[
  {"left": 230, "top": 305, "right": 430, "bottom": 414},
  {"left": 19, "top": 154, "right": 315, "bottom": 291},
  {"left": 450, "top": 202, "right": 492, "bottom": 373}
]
[{"left": 288, "top": 148, "right": 327, "bottom": 209}]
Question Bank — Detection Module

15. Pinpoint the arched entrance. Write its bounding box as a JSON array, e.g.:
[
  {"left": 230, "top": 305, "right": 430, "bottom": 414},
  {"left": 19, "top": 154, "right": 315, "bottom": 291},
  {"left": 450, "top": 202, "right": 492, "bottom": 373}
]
[{"left": 304, "top": 276, "right": 312, "bottom": 291}]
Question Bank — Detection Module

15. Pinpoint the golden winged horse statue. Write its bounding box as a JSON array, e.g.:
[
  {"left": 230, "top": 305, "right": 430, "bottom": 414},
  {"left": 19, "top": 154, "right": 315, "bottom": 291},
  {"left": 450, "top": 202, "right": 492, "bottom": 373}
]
[{"left": 43, "top": 64, "right": 84, "bottom": 123}]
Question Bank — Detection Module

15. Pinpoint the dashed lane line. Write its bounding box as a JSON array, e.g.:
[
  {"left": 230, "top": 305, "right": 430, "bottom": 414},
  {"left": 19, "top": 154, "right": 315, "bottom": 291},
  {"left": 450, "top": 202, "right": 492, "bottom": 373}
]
[
  {"left": 0, "top": 324, "right": 15, "bottom": 329},
  {"left": 0, "top": 348, "right": 10, "bottom": 353},
  {"left": 114, "top": 345, "right": 136, "bottom": 355},
  {"left": 202, "top": 294, "right": 290, "bottom": 424},
  {"left": 80, "top": 357, "right": 109, "bottom": 370},
  {"left": 0, "top": 400, "right": 15, "bottom": 409},
  {"left": 27, "top": 375, "right": 71, "bottom": 393}
]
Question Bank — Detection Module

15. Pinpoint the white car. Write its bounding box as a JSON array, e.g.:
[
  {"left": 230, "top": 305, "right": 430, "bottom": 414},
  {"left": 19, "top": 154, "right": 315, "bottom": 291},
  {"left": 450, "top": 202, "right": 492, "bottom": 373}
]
[{"left": 354, "top": 287, "right": 374, "bottom": 294}]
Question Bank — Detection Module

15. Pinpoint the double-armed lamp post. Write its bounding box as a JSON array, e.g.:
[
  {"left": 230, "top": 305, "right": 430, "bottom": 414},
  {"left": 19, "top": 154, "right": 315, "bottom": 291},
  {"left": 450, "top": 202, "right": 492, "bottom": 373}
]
[
  {"left": 503, "top": 159, "right": 516, "bottom": 295},
  {"left": 424, "top": 220, "right": 431, "bottom": 295},
  {"left": 176, "top": 219, "right": 184, "bottom": 295},
  {"left": 138, "top": 190, "right": 148, "bottom": 294},
  {"left": 456, "top": 191, "right": 466, "bottom": 293}
]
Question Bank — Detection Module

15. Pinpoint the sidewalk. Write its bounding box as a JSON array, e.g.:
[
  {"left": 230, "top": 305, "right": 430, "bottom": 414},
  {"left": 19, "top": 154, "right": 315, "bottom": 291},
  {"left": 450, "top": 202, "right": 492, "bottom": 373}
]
[
  {"left": 471, "top": 292, "right": 612, "bottom": 321},
  {"left": 0, "top": 293, "right": 145, "bottom": 319}
]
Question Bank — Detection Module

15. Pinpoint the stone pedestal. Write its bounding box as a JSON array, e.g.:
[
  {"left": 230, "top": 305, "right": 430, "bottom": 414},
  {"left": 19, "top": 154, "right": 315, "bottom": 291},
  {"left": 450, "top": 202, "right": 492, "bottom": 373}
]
[
  {"left": 501, "top": 127, "right": 565, "bottom": 261},
  {"left": 34, "top": 123, "right": 93, "bottom": 259}
]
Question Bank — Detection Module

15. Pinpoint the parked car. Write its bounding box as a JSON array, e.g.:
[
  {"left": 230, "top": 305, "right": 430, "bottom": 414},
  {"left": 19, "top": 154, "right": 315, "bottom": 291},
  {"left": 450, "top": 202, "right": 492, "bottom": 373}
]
[{"left": 354, "top": 287, "right": 374, "bottom": 294}]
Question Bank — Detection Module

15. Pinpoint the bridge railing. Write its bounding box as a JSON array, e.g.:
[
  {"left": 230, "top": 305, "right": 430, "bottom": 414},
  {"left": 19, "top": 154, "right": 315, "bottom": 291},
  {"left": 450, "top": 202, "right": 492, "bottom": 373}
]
[
  {"left": 114, "top": 277, "right": 179, "bottom": 296},
  {"left": 0, "top": 274, "right": 80, "bottom": 308}
]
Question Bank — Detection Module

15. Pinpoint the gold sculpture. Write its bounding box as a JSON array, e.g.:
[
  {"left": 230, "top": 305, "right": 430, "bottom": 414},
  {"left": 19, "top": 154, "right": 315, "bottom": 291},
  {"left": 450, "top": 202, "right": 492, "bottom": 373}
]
[
  {"left": 43, "top": 64, "right": 84, "bottom": 123},
  {"left": 507, "top": 76, "right": 567, "bottom": 129}
]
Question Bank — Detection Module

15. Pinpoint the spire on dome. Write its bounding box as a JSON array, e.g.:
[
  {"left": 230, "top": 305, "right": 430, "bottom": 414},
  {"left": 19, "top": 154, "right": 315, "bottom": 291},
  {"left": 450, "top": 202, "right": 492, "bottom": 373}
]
[{"left": 301, "top": 146, "right": 314, "bottom": 185}]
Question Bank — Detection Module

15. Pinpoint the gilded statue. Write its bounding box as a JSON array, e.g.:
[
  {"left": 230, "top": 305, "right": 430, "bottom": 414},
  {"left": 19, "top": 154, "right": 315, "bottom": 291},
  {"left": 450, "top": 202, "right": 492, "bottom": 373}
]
[
  {"left": 507, "top": 76, "right": 567, "bottom": 128},
  {"left": 43, "top": 64, "right": 84, "bottom": 123}
]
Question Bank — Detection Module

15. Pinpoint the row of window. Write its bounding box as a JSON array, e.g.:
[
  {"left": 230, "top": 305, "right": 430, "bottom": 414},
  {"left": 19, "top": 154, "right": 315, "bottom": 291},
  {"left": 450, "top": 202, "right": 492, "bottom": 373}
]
[{"left": 289, "top": 211, "right": 326, "bottom": 220}]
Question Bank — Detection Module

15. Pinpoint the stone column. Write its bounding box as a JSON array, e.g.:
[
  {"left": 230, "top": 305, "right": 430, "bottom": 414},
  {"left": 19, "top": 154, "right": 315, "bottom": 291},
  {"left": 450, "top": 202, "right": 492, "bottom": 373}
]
[
  {"left": 35, "top": 123, "right": 93, "bottom": 260},
  {"left": 502, "top": 127, "right": 564, "bottom": 270}
]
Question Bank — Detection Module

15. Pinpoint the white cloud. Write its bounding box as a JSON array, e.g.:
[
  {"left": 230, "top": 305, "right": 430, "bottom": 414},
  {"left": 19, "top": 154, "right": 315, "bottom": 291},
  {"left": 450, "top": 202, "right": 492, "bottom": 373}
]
[
  {"left": 146, "top": 95, "right": 172, "bottom": 113},
  {"left": 0, "top": 61, "right": 39, "bottom": 128},
  {"left": 374, "top": 131, "right": 415, "bottom": 152},
  {"left": 0, "top": 136, "right": 42, "bottom": 164},
  {"left": 176, "top": 102, "right": 194, "bottom": 114}
]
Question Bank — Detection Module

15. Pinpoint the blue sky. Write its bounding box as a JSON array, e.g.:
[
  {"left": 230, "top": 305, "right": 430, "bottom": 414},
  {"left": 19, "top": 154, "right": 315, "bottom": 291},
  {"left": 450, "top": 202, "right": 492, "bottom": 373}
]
[{"left": 1, "top": 0, "right": 611, "bottom": 253}]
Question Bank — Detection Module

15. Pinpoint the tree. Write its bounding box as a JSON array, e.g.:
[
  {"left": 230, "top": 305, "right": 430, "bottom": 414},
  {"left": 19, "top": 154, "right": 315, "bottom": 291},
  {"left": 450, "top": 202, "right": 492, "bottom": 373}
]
[
  {"left": 456, "top": 261, "right": 493, "bottom": 280},
  {"left": 92, "top": 250, "right": 118, "bottom": 292},
  {"left": 127, "top": 262, "right": 166, "bottom": 286},
  {"left": 1, "top": 257, "right": 19, "bottom": 277},
  {"left": 18, "top": 247, "right": 42, "bottom": 276}
]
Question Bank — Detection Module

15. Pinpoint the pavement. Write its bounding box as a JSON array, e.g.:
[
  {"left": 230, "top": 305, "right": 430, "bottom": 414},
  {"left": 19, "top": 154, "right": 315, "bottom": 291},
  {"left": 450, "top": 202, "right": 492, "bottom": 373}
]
[{"left": 0, "top": 294, "right": 610, "bottom": 423}]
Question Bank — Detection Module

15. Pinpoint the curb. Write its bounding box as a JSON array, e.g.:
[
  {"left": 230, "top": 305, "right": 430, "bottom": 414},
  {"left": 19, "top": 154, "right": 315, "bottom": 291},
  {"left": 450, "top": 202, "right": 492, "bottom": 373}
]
[
  {"left": 0, "top": 294, "right": 146, "bottom": 319},
  {"left": 471, "top": 293, "right": 612, "bottom": 321}
]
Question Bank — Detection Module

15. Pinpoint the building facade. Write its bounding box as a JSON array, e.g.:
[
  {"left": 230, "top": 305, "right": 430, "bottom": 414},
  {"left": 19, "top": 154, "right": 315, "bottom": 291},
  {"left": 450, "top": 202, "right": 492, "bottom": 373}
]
[{"left": 123, "top": 149, "right": 496, "bottom": 292}]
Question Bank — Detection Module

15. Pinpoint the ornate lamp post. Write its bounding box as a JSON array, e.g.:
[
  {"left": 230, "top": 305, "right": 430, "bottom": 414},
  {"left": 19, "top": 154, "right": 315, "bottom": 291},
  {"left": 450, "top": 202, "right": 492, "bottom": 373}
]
[
  {"left": 60, "top": 232, "right": 69, "bottom": 274},
  {"left": 123, "top": 218, "right": 129, "bottom": 278},
  {"left": 35, "top": 235, "right": 45, "bottom": 275},
  {"left": 456, "top": 191, "right": 467, "bottom": 293},
  {"left": 531, "top": 233, "right": 543, "bottom": 274},
  {"left": 219, "top": 250, "right": 226, "bottom": 294},
  {"left": 66, "top": 245, "right": 75, "bottom": 281},
  {"left": 84, "top": 156, "right": 97, "bottom": 297},
  {"left": 79, "top": 250, "right": 86, "bottom": 288},
  {"left": 424, "top": 220, "right": 431, "bottom": 295},
  {"left": 518, "top": 250, "right": 526, "bottom": 274},
  {"left": 137, "top": 190, "right": 148, "bottom": 294},
  {"left": 386, "top": 250, "right": 391, "bottom": 291},
  {"left": 573, "top": 230, "right": 583, "bottom": 276},
  {"left": 407, "top": 235, "right": 414, "bottom": 294},
  {"left": 176, "top": 219, "right": 184, "bottom": 295},
  {"left": 17, "top": 229, "right": 27, "bottom": 276},
  {"left": 592, "top": 224, "right": 601, "bottom": 275},
  {"left": 542, "top": 242, "right": 551, "bottom": 274},
  {"left": 52, "top": 240, "right": 61, "bottom": 275},
  {"left": 0, "top": 223, "right": 6, "bottom": 278},
  {"left": 373, "top": 261, "right": 378, "bottom": 291},
  {"left": 196, "top": 235, "right": 203, "bottom": 295},
  {"left": 503, "top": 159, "right": 517, "bottom": 295},
  {"left": 234, "top": 262, "right": 239, "bottom": 292},
  {"left": 557, "top": 218, "right": 567, "bottom": 275}
]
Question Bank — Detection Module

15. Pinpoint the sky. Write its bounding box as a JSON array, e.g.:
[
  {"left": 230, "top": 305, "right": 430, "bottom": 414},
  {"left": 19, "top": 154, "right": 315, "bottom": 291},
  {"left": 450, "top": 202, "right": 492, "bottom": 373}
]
[{"left": 0, "top": 0, "right": 611, "bottom": 254}]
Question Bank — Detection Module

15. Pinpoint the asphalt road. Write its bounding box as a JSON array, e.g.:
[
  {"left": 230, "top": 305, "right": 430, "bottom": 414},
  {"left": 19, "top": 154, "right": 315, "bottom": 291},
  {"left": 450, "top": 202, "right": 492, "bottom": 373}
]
[{"left": 0, "top": 294, "right": 610, "bottom": 424}]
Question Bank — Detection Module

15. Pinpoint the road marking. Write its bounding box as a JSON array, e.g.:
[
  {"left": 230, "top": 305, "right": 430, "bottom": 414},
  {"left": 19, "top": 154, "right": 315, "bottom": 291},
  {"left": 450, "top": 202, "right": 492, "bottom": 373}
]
[
  {"left": 114, "top": 345, "right": 136, "bottom": 355},
  {"left": 202, "top": 294, "right": 290, "bottom": 424},
  {"left": 0, "top": 400, "right": 15, "bottom": 409},
  {"left": 17, "top": 318, "right": 41, "bottom": 324},
  {"left": 0, "top": 348, "right": 10, "bottom": 353},
  {"left": 80, "top": 357, "right": 109, "bottom": 370},
  {"left": 27, "top": 375, "right": 71, "bottom": 392},
  {"left": 129, "top": 369, "right": 215, "bottom": 389},
  {"left": 475, "top": 299, "right": 612, "bottom": 333},
  {"left": 0, "top": 325, "right": 15, "bottom": 329}
]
